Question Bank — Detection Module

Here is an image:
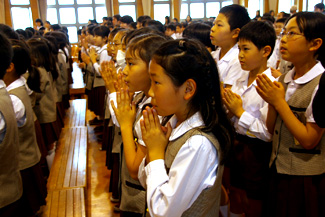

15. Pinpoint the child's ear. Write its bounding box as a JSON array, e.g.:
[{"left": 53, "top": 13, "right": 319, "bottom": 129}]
[
  {"left": 309, "top": 38, "right": 323, "bottom": 52},
  {"left": 183, "top": 79, "right": 196, "bottom": 101},
  {"left": 231, "top": 28, "right": 240, "bottom": 39},
  {"left": 262, "top": 45, "right": 272, "bottom": 58},
  {"left": 6, "top": 63, "right": 15, "bottom": 73}
]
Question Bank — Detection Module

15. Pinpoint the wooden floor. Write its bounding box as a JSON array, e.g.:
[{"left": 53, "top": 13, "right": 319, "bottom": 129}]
[{"left": 86, "top": 110, "right": 120, "bottom": 217}]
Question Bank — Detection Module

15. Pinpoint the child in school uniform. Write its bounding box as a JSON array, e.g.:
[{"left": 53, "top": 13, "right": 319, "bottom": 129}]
[
  {"left": 105, "top": 33, "right": 168, "bottom": 216},
  {"left": 210, "top": 4, "right": 250, "bottom": 89},
  {"left": 0, "top": 32, "right": 23, "bottom": 217},
  {"left": 88, "top": 26, "right": 111, "bottom": 123},
  {"left": 268, "top": 18, "right": 287, "bottom": 78},
  {"left": 138, "top": 39, "right": 233, "bottom": 217},
  {"left": 256, "top": 12, "right": 325, "bottom": 217},
  {"left": 27, "top": 38, "right": 58, "bottom": 170},
  {"left": 3, "top": 39, "right": 47, "bottom": 217},
  {"left": 223, "top": 21, "right": 276, "bottom": 217}
]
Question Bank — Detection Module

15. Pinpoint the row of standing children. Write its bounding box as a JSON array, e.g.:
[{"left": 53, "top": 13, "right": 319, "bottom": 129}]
[
  {"left": 209, "top": 5, "right": 325, "bottom": 217},
  {"left": 78, "top": 5, "right": 325, "bottom": 217},
  {"left": 0, "top": 23, "right": 72, "bottom": 217}
]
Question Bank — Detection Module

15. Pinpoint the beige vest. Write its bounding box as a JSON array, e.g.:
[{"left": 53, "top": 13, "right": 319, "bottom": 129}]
[
  {"left": 33, "top": 67, "right": 57, "bottom": 123},
  {"left": 270, "top": 73, "right": 325, "bottom": 175},
  {"left": 0, "top": 87, "right": 23, "bottom": 208},
  {"left": 93, "top": 49, "right": 106, "bottom": 88},
  {"left": 165, "top": 128, "right": 223, "bottom": 217},
  {"left": 9, "top": 86, "right": 41, "bottom": 170},
  {"left": 119, "top": 92, "right": 147, "bottom": 213},
  {"left": 58, "top": 51, "right": 69, "bottom": 95}
]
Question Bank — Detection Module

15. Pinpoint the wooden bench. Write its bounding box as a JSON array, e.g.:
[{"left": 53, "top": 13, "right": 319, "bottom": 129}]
[
  {"left": 47, "top": 126, "right": 88, "bottom": 190},
  {"left": 43, "top": 187, "right": 86, "bottom": 217},
  {"left": 64, "top": 99, "right": 86, "bottom": 128}
]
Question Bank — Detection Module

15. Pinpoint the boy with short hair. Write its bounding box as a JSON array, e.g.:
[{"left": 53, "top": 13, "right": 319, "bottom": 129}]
[
  {"left": 210, "top": 4, "right": 250, "bottom": 89},
  {"left": 223, "top": 21, "right": 276, "bottom": 217},
  {"left": 165, "top": 23, "right": 177, "bottom": 39},
  {"left": 268, "top": 18, "right": 287, "bottom": 70},
  {"left": 0, "top": 32, "right": 23, "bottom": 216}
]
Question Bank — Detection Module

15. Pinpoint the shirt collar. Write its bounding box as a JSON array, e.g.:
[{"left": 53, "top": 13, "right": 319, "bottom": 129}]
[
  {"left": 216, "top": 44, "right": 239, "bottom": 62},
  {"left": 284, "top": 61, "right": 324, "bottom": 84},
  {"left": 0, "top": 80, "right": 6, "bottom": 88},
  {"left": 169, "top": 112, "right": 205, "bottom": 141},
  {"left": 6, "top": 77, "right": 25, "bottom": 92},
  {"left": 252, "top": 68, "right": 273, "bottom": 86}
]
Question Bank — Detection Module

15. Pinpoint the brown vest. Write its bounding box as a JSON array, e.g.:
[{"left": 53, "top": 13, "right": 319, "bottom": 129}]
[
  {"left": 9, "top": 86, "right": 41, "bottom": 170},
  {"left": 165, "top": 128, "right": 223, "bottom": 217},
  {"left": 33, "top": 67, "right": 57, "bottom": 123},
  {"left": 270, "top": 73, "right": 325, "bottom": 175},
  {"left": 0, "top": 87, "right": 23, "bottom": 208}
]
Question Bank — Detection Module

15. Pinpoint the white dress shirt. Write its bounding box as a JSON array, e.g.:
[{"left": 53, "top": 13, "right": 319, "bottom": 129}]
[
  {"left": 267, "top": 37, "right": 281, "bottom": 69},
  {"left": 230, "top": 68, "right": 274, "bottom": 141},
  {"left": 283, "top": 62, "right": 324, "bottom": 123},
  {"left": 6, "top": 77, "right": 26, "bottom": 127},
  {"left": 0, "top": 80, "right": 7, "bottom": 143},
  {"left": 138, "top": 112, "right": 218, "bottom": 217},
  {"left": 93, "top": 44, "right": 111, "bottom": 76},
  {"left": 211, "top": 44, "right": 246, "bottom": 86},
  {"left": 108, "top": 91, "right": 151, "bottom": 146}
]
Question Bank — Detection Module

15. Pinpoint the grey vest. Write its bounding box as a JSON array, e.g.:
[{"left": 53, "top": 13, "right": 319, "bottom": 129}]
[
  {"left": 165, "top": 128, "right": 223, "bottom": 217},
  {"left": 0, "top": 87, "right": 23, "bottom": 208},
  {"left": 93, "top": 49, "right": 106, "bottom": 88},
  {"left": 270, "top": 73, "right": 325, "bottom": 175},
  {"left": 119, "top": 92, "right": 147, "bottom": 213},
  {"left": 9, "top": 86, "right": 41, "bottom": 170},
  {"left": 33, "top": 67, "right": 57, "bottom": 123}
]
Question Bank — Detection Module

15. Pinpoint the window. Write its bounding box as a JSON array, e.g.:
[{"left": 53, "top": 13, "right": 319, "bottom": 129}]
[
  {"left": 10, "top": 0, "right": 33, "bottom": 30},
  {"left": 247, "top": 0, "right": 263, "bottom": 19},
  {"left": 303, "top": 0, "right": 323, "bottom": 11},
  {"left": 154, "top": 0, "right": 171, "bottom": 24},
  {"left": 180, "top": 0, "right": 233, "bottom": 21},
  {"left": 47, "top": 0, "right": 107, "bottom": 43},
  {"left": 118, "top": 0, "right": 136, "bottom": 22},
  {"left": 278, "top": 0, "right": 295, "bottom": 14}
]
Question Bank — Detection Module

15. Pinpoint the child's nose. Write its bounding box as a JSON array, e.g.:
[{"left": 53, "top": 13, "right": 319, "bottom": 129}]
[{"left": 148, "top": 85, "right": 154, "bottom": 98}]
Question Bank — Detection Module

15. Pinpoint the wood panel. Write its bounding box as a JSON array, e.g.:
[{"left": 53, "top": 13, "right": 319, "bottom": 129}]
[
  {"left": 4, "top": 0, "right": 11, "bottom": 27},
  {"left": 64, "top": 99, "right": 87, "bottom": 127},
  {"left": 47, "top": 126, "right": 88, "bottom": 190},
  {"left": 43, "top": 188, "right": 86, "bottom": 217}
]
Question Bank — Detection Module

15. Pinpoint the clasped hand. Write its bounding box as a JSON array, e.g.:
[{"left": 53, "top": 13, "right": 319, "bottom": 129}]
[
  {"left": 140, "top": 107, "right": 172, "bottom": 163},
  {"left": 223, "top": 88, "right": 245, "bottom": 118},
  {"left": 256, "top": 74, "right": 285, "bottom": 108},
  {"left": 110, "top": 74, "right": 135, "bottom": 128}
]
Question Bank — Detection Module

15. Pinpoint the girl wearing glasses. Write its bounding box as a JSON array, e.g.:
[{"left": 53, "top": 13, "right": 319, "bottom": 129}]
[{"left": 256, "top": 12, "right": 325, "bottom": 217}]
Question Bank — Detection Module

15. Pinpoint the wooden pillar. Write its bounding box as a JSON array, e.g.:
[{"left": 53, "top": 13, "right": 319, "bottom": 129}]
[
  {"left": 4, "top": 0, "right": 11, "bottom": 27},
  {"left": 106, "top": 0, "right": 112, "bottom": 17},
  {"left": 172, "top": 0, "right": 180, "bottom": 20},
  {"left": 298, "top": 0, "right": 303, "bottom": 11},
  {"left": 244, "top": 0, "right": 248, "bottom": 7},
  {"left": 264, "top": 0, "right": 269, "bottom": 13},
  {"left": 30, "top": 0, "right": 40, "bottom": 27},
  {"left": 137, "top": 0, "right": 144, "bottom": 17},
  {"left": 0, "top": 0, "right": 5, "bottom": 24},
  {"left": 275, "top": 0, "right": 278, "bottom": 15},
  {"left": 113, "top": 0, "right": 119, "bottom": 15},
  {"left": 150, "top": 0, "right": 154, "bottom": 18}
]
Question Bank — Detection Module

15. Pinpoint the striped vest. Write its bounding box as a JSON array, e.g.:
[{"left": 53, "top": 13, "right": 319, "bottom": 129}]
[
  {"left": 270, "top": 73, "right": 325, "bottom": 175},
  {"left": 0, "top": 87, "right": 23, "bottom": 208},
  {"left": 165, "top": 129, "right": 223, "bottom": 217},
  {"left": 9, "top": 86, "right": 41, "bottom": 170}
]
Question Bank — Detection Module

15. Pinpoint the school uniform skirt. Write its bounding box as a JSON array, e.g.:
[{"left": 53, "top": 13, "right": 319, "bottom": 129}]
[
  {"left": 268, "top": 165, "right": 325, "bottom": 217},
  {"left": 92, "top": 86, "right": 106, "bottom": 117},
  {"left": 34, "top": 120, "right": 49, "bottom": 177},
  {"left": 230, "top": 134, "right": 272, "bottom": 200},
  {"left": 20, "top": 162, "right": 47, "bottom": 216},
  {"left": 40, "top": 121, "right": 60, "bottom": 150}
]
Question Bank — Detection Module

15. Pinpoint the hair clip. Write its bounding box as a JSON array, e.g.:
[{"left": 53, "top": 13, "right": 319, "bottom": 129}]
[{"left": 179, "top": 40, "right": 185, "bottom": 48}]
